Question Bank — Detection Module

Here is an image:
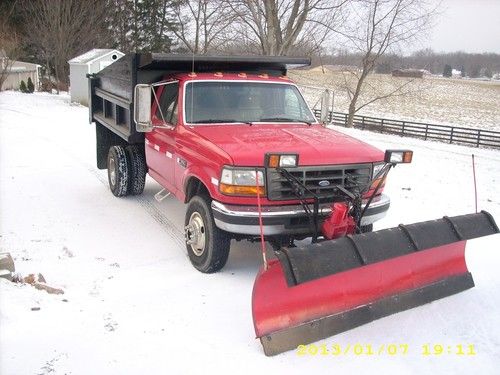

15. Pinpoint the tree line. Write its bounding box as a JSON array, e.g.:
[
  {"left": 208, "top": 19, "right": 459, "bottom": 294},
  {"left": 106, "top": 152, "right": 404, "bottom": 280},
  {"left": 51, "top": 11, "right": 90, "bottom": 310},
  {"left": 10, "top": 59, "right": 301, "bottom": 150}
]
[
  {"left": 1, "top": 0, "right": 345, "bottom": 88},
  {"left": 318, "top": 49, "right": 500, "bottom": 78}
]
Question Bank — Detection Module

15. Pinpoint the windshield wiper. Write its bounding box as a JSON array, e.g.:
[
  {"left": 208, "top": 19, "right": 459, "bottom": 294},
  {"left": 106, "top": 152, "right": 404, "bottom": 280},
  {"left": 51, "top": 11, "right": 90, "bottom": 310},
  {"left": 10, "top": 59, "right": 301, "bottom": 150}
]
[
  {"left": 192, "top": 119, "right": 253, "bottom": 125},
  {"left": 259, "top": 117, "right": 313, "bottom": 126}
]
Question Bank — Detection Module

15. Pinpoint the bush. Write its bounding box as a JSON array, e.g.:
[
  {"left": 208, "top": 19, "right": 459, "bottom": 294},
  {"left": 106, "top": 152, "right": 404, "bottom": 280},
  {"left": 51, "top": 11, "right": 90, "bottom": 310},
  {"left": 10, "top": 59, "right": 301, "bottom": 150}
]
[
  {"left": 19, "top": 80, "right": 28, "bottom": 93},
  {"left": 27, "top": 77, "right": 35, "bottom": 93},
  {"left": 443, "top": 64, "right": 452, "bottom": 78},
  {"left": 40, "top": 78, "right": 68, "bottom": 93}
]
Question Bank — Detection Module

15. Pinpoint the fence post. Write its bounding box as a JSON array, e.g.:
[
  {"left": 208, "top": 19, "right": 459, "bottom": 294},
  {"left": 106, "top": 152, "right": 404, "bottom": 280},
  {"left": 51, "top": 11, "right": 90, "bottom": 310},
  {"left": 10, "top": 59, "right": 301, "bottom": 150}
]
[
  {"left": 477, "top": 130, "right": 481, "bottom": 147},
  {"left": 381, "top": 118, "right": 384, "bottom": 132},
  {"left": 362, "top": 116, "right": 365, "bottom": 130},
  {"left": 425, "top": 124, "right": 428, "bottom": 140},
  {"left": 402, "top": 121, "right": 405, "bottom": 135},
  {"left": 344, "top": 113, "right": 348, "bottom": 127},
  {"left": 450, "top": 128, "right": 454, "bottom": 144}
]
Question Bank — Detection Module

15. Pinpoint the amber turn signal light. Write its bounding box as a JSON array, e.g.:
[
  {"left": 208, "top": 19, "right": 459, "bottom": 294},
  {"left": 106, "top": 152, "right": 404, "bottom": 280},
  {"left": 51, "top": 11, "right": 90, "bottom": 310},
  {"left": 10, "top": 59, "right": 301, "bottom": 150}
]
[{"left": 219, "top": 183, "right": 266, "bottom": 196}]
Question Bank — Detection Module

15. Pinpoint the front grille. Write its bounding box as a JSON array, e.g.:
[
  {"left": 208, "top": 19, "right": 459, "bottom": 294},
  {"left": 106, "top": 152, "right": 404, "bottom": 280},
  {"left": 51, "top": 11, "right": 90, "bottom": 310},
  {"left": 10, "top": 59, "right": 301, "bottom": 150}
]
[{"left": 267, "top": 164, "right": 372, "bottom": 200}]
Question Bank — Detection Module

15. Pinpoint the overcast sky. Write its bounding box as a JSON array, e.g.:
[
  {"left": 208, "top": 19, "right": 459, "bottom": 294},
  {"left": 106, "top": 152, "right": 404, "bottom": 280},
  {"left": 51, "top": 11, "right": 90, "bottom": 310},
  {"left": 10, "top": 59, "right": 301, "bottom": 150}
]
[{"left": 424, "top": 0, "right": 500, "bottom": 53}]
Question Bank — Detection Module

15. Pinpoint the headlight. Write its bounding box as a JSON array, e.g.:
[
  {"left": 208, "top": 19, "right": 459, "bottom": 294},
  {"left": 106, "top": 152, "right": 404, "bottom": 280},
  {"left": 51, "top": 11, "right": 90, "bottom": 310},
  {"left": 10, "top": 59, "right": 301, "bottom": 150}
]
[
  {"left": 220, "top": 167, "right": 265, "bottom": 196},
  {"left": 373, "top": 163, "right": 385, "bottom": 178},
  {"left": 370, "top": 162, "right": 387, "bottom": 192},
  {"left": 384, "top": 150, "right": 413, "bottom": 164},
  {"left": 279, "top": 155, "right": 297, "bottom": 167},
  {"left": 266, "top": 153, "right": 298, "bottom": 168}
]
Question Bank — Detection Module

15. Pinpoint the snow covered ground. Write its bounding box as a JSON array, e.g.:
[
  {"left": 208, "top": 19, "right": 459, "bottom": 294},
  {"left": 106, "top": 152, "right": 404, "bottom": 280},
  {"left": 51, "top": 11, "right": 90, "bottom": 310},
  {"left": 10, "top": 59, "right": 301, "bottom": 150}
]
[{"left": 0, "top": 91, "right": 499, "bottom": 374}]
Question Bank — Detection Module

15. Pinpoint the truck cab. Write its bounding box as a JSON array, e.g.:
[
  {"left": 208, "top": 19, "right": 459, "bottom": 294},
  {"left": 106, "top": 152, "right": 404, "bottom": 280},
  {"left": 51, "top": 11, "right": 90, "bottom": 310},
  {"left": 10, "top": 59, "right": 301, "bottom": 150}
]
[{"left": 89, "top": 54, "right": 390, "bottom": 273}]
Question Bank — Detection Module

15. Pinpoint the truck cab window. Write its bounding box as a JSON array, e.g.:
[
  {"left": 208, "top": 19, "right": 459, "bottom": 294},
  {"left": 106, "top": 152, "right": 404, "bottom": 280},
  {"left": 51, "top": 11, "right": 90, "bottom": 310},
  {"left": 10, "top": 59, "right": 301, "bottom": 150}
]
[
  {"left": 185, "top": 81, "right": 316, "bottom": 124},
  {"left": 156, "top": 82, "right": 179, "bottom": 125},
  {"left": 284, "top": 89, "right": 303, "bottom": 119}
]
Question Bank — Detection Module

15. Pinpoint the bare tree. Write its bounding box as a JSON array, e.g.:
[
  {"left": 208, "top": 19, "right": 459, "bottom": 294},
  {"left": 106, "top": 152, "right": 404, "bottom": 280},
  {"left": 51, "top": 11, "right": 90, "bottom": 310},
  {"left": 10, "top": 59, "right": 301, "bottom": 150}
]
[
  {"left": 0, "top": 0, "right": 21, "bottom": 90},
  {"left": 0, "top": 26, "right": 21, "bottom": 91},
  {"left": 336, "top": 0, "right": 438, "bottom": 127},
  {"left": 171, "top": 0, "right": 235, "bottom": 53},
  {"left": 107, "top": 0, "right": 135, "bottom": 51},
  {"left": 26, "top": 0, "right": 110, "bottom": 90},
  {"left": 225, "top": 0, "right": 347, "bottom": 56}
]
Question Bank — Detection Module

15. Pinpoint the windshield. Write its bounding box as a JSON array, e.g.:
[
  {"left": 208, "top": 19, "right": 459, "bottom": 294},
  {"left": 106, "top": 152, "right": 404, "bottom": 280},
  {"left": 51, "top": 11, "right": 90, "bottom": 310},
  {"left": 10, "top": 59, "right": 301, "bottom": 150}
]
[{"left": 184, "top": 81, "right": 317, "bottom": 124}]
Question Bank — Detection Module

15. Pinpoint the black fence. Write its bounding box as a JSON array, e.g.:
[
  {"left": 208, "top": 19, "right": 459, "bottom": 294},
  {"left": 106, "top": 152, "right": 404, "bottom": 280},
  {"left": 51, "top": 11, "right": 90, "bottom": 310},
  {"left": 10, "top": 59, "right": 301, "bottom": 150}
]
[{"left": 314, "top": 110, "right": 500, "bottom": 149}]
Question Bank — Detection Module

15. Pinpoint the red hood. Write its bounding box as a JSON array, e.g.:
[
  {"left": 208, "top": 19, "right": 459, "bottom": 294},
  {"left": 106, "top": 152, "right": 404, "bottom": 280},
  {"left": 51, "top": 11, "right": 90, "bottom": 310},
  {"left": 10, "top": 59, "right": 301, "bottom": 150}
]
[{"left": 191, "top": 124, "right": 383, "bottom": 166}]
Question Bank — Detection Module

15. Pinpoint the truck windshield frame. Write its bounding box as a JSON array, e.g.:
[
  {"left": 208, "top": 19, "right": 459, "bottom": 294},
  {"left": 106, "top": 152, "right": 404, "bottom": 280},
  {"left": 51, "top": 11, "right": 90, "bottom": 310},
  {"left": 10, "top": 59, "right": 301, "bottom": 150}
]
[{"left": 183, "top": 80, "right": 317, "bottom": 126}]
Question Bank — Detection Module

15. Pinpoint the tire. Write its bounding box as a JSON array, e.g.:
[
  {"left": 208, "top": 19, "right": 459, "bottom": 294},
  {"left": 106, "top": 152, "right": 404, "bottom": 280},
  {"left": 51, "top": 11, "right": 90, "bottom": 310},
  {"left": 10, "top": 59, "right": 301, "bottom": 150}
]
[
  {"left": 126, "top": 145, "right": 146, "bottom": 195},
  {"left": 107, "top": 145, "right": 129, "bottom": 197},
  {"left": 184, "top": 195, "right": 230, "bottom": 273},
  {"left": 360, "top": 224, "right": 373, "bottom": 233}
]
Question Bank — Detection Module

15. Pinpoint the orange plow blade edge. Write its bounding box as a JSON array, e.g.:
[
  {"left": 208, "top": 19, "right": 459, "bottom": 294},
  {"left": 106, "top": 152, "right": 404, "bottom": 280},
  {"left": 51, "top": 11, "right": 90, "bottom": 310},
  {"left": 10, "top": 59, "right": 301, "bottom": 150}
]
[{"left": 252, "top": 211, "right": 499, "bottom": 356}]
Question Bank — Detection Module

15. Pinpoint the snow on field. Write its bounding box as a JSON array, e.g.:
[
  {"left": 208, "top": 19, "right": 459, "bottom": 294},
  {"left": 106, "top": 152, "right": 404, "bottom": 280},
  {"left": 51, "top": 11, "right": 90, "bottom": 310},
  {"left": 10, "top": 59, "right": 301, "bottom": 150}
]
[
  {"left": 292, "top": 70, "right": 500, "bottom": 131},
  {"left": 0, "top": 91, "right": 499, "bottom": 374}
]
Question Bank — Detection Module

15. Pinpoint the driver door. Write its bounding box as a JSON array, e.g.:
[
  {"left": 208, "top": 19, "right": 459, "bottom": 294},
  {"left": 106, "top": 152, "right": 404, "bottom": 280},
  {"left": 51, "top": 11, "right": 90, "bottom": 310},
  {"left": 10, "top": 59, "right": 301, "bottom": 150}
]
[{"left": 145, "top": 81, "right": 179, "bottom": 191}]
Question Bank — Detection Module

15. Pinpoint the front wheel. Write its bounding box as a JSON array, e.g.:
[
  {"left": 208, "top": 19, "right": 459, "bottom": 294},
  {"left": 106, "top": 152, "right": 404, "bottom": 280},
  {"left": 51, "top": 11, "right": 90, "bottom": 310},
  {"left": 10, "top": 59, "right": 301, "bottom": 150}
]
[{"left": 184, "top": 195, "right": 230, "bottom": 273}]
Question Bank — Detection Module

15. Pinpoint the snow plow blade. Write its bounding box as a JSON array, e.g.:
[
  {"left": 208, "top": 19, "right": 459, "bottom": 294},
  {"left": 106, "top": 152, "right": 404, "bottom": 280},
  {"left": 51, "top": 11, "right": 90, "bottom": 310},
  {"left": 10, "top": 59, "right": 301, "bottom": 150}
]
[{"left": 252, "top": 211, "right": 499, "bottom": 356}]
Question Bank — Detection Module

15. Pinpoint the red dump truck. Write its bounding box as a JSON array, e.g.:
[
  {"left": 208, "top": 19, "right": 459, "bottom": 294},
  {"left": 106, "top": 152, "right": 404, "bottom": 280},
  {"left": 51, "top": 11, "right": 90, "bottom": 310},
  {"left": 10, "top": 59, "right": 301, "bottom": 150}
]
[
  {"left": 89, "top": 54, "right": 389, "bottom": 270},
  {"left": 89, "top": 54, "right": 498, "bottom": 355}
]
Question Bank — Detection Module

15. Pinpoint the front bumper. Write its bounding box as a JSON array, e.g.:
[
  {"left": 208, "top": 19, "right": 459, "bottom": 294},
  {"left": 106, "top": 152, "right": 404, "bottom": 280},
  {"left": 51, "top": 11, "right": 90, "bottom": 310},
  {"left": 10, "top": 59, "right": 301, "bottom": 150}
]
[{"left": 211, "top": 194, "right": 390, "bottom": 236}]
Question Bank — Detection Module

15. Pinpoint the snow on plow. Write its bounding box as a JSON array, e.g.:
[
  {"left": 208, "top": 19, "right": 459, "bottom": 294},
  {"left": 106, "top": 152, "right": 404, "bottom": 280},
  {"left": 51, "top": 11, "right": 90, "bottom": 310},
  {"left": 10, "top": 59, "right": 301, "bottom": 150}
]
[{"left": 252, "top": 211, "right": 499, "bottom": 356}]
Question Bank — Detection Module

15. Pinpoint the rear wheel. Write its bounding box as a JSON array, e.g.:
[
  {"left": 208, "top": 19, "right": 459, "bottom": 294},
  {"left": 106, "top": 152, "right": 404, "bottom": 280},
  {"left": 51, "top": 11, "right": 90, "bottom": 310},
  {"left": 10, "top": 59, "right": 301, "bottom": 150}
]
[
  {"left": 126, "top": 145, "right": 146, "bottom": 195},
  {"left": 107, "top": 145, "right": 129, "bottom": 197},
  {"left": 184, "top": 195, "right": 230, "bottom": 273}
]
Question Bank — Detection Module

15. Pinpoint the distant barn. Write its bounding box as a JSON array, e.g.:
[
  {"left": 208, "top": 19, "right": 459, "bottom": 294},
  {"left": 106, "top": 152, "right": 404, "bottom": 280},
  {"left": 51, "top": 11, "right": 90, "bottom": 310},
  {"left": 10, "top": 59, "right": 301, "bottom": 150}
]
[{"left": 392, "top": 69, "right": 424, "bottom": 78}]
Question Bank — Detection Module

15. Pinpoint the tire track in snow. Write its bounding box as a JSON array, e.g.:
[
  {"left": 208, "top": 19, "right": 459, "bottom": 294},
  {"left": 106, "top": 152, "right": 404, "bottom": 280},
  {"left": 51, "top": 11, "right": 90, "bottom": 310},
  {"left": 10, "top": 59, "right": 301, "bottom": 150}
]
[
  {"left": 84, "top": 164, "right": 186, "bottom": 249},
  {"left": 20, "top": 120, "right": 187, "bottom": 250}
]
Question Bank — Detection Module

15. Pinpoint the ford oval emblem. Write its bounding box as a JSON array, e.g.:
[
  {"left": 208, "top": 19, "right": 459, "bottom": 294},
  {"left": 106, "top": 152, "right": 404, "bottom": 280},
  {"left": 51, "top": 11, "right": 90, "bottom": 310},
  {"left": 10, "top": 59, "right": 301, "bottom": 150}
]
[{"left": 318, "top": 180, "right": 330, "bottom": 187}]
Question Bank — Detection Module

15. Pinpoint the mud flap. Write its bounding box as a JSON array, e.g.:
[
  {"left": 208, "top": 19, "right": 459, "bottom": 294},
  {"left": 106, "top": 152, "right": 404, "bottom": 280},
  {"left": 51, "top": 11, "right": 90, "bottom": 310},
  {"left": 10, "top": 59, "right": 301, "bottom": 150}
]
[{"left": 252, "top": 211, "right": 499, "bottom": 356}]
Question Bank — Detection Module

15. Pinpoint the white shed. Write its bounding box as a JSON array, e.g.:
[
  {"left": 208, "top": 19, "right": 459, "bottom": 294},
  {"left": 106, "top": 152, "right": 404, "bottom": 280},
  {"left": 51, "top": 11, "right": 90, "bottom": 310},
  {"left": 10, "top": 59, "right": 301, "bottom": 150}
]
[{"left": 68, "top": 49, "right": 124, "bottom": 106}]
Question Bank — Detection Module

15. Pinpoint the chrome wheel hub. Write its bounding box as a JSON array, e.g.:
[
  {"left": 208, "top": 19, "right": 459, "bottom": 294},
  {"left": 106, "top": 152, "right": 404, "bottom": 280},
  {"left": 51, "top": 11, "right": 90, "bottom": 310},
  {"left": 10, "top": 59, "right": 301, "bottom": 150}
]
[
  {"left": 109, "top": 157, "right": 116, "bottom": 186},
  {"left": 185, "top": 212, "right": 206, "bottom": 256}
]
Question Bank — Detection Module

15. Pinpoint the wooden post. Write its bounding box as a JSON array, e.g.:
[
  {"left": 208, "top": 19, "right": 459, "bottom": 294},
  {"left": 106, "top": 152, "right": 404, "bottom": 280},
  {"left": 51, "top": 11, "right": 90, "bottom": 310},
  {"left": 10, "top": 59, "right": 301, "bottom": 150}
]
[
  {"left": 477, "top": 130, "right": 481, "bottom": 147},
  {"left": 450, "top": 128, "right": 454, "bottom": 144},
  {"left": 402, "top": 121, "right": 405, "bottom": 135},
  {"left": 425, "top": 124, "right": 428, "bottom": 140}
]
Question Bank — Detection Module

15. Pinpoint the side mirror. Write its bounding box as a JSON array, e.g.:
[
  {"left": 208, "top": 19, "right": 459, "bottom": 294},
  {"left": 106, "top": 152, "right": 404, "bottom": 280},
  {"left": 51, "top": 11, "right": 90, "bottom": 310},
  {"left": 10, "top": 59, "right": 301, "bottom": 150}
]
[
  {"left": 320, "top": 89, "right": 331, "bottom": 124},
  {"left": 134, "top": 84, "right": 152, "bottom": 132}
]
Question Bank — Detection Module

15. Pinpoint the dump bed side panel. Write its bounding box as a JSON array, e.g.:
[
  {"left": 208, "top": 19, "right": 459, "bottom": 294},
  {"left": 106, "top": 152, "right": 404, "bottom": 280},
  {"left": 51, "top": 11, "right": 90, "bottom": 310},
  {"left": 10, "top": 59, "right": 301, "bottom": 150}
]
[{"left": 89, "top": 54, "right": 142, "bottom": 144}]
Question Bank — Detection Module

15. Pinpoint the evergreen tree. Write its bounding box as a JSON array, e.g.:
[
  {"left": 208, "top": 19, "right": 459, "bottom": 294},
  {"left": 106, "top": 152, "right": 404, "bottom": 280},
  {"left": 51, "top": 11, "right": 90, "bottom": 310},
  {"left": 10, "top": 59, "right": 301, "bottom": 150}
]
[
  {"left": 460, "top": 65, "right": 466, "bottom": 77},
  {"left": 27, "top": 77, "right": 35, "bottom": 93},
  {"left": 136, "top": 0, "right": 179, "bottom": 52},
  {"left": 106, "top": 0, "right": 180, "bottom": 52},
  {"left": 443, "top": 64, "right": 452, "bottom": 77},
  {"left": 19, "top": 80, "right": 27, "bottom": 93}
]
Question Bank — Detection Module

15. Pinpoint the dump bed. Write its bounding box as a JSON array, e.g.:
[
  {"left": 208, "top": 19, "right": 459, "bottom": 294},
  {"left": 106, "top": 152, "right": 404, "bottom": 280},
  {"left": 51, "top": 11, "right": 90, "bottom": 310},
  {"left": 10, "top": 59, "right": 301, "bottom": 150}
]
[{"left": 88, "top": 53, "right": 310, "bottom": 143}]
